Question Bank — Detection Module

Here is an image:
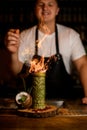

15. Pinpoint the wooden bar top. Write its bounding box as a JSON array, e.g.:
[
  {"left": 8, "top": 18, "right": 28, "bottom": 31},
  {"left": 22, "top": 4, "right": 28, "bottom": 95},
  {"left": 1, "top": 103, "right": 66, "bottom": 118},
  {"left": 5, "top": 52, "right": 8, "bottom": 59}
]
[{"left": 0, "top": 98, "right": 87, "bottom": 130}]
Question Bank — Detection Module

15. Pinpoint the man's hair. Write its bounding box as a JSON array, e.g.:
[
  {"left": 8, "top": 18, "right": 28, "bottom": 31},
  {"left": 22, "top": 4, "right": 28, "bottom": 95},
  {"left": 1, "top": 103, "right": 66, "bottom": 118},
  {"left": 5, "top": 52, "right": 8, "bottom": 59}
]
[
  {"left": 55, "top": 0, "right": 61, "bottom": 7},
  {"left": 34, "top": 0, "right": 61, "bottom": 7}
]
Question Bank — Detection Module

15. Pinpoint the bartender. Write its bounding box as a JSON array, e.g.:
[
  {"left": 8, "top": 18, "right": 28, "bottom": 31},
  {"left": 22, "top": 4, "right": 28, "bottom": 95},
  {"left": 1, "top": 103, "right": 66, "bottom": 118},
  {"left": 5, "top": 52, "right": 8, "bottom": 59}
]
[{"left": 4, "top": 0, "right": 87, "bottom": 103}]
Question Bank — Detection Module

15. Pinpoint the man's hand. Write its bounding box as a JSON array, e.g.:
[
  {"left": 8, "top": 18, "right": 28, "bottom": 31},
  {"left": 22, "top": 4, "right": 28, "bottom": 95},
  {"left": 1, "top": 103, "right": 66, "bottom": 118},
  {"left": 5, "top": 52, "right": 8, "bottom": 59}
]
[
  {"left": 82, "top": 97, "right": 87, "bottom": 104},
  {"left": 4, "top": 29, "right": 20, "bottom": 53}
]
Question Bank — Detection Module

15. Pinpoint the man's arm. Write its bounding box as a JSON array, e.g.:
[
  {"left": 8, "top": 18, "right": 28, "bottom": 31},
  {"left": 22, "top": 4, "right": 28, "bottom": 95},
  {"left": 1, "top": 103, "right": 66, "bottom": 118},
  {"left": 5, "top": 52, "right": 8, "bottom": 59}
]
[
  {"left": 4, "top": 29, "right": 23, "bottom": 75},
  {"left": 73, "top": 55, "right": 87, "bottom": 103}
]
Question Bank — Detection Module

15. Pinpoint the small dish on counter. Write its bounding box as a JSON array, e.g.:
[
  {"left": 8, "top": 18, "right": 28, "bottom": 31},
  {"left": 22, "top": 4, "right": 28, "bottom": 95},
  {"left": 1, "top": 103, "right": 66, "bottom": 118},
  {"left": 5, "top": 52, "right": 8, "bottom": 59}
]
[{"left": 46, "top": 100, "right": 64, "bottom": 107}]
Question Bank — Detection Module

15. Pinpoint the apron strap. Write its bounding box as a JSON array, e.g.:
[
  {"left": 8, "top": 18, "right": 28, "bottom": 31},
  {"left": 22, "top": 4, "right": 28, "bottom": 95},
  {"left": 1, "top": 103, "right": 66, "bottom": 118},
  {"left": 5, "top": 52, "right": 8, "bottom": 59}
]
[
  {"left": 55, "top": 25, "right": 59, "bottom": 54},
  {"left": 35, "top": 27, "right": 38, "bottom": 55}
]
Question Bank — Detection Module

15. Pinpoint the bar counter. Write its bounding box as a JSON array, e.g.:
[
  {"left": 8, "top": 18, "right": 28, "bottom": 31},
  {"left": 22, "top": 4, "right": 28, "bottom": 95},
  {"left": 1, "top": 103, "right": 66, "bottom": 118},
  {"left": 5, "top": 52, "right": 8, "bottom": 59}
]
[{"left": 0, "top": 98, "right": 87, "bottom": 130}]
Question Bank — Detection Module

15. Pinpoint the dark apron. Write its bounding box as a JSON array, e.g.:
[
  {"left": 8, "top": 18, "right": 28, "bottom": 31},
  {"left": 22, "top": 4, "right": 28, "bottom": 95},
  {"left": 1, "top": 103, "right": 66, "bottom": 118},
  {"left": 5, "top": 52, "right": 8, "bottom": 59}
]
[{"left": 32, "top": 25, "right": 75, "bottom": 99}]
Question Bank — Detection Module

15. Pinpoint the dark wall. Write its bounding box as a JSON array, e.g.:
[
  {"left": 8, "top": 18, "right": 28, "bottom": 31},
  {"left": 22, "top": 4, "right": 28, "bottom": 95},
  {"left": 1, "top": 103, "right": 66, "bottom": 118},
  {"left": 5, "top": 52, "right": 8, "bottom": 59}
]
[
  {"left": 0, "top": 0, "right": 87, "bottom": 47},
  {"left": 0, "top": 0, "right": 36, "bottom": 48}
]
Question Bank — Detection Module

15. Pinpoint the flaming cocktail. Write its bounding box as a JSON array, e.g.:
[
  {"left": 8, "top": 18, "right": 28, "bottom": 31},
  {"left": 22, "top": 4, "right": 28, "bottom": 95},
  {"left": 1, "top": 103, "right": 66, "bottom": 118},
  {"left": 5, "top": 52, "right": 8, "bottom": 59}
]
[{"left": 29, "top": 57, "right": 47, "bottom": 109}]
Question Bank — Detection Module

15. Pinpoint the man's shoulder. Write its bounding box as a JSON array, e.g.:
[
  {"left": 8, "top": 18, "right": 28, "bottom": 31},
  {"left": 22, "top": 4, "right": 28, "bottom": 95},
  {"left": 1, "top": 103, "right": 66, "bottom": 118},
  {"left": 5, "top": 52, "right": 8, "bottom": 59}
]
[
  {"left": 57, "top": 24, "right": 78, "bottom": 33},
  {"left": 57, "top": 23, "right": 79, "bottom": 35}
]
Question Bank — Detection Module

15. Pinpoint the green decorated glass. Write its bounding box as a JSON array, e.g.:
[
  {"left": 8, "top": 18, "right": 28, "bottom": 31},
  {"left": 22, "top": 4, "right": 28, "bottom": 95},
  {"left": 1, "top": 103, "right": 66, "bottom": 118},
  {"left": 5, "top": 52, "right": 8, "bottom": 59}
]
[{"left": 32, "top": 72, "right": 46, "bottom": 109}]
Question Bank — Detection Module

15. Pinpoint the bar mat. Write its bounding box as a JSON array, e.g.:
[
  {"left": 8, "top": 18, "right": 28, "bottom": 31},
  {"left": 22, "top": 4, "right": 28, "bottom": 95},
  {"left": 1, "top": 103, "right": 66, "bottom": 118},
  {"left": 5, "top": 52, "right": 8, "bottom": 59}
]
[
  {"left": 0, "top": 98, "right": 17, "bottom": 109},
  {"left": 57, "top": 99, "right": 87, "bottom": 116},
  {"left": 57, "top": 108, "right": 87, "bottom": 116},
  {"left": 0, "top": 98, "right": 18, "bottom": 115}
]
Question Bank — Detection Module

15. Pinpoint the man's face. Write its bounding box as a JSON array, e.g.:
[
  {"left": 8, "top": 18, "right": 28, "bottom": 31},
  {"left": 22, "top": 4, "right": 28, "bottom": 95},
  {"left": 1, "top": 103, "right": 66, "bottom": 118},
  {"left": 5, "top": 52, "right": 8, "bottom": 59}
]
[{"left": 35, "top": 0, "right": 60, "bottom": 24}]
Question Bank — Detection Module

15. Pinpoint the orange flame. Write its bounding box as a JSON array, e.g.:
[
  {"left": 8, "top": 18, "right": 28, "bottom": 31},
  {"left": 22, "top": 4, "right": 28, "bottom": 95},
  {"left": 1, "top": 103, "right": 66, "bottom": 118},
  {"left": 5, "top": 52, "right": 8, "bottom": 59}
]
[
  {"left": 29, "top": 16, "right": 51, "bottom": 73},
  {"left": 29, "top": 57, "right": 48, "bottom": 73}
]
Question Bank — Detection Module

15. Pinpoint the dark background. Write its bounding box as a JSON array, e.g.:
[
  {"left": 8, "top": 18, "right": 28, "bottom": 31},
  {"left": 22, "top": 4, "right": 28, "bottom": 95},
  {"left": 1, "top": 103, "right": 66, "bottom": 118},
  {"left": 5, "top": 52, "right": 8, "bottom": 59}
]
[{"left": 0, "top": 0, "right": 87, "bottom": 47}]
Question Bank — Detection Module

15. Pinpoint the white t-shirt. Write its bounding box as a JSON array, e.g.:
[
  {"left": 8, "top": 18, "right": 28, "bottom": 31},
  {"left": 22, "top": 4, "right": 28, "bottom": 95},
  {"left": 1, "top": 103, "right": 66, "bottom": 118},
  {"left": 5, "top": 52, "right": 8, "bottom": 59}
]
[{"left": 18, "top": 24, "right": 86, "bottom": 74}]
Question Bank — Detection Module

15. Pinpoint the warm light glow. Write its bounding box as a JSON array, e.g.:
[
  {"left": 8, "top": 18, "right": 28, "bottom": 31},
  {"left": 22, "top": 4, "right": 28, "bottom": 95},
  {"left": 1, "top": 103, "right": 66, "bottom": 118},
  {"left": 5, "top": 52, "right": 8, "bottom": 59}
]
[
  {"left": 22, "top": 16, "right": 51, "bottom": 73},
  {"left": 38, "top": 34, "right": 48, "bottom": 48},
  {"left": 29, "top": 56, "right": 48, "bottom": 73}
]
